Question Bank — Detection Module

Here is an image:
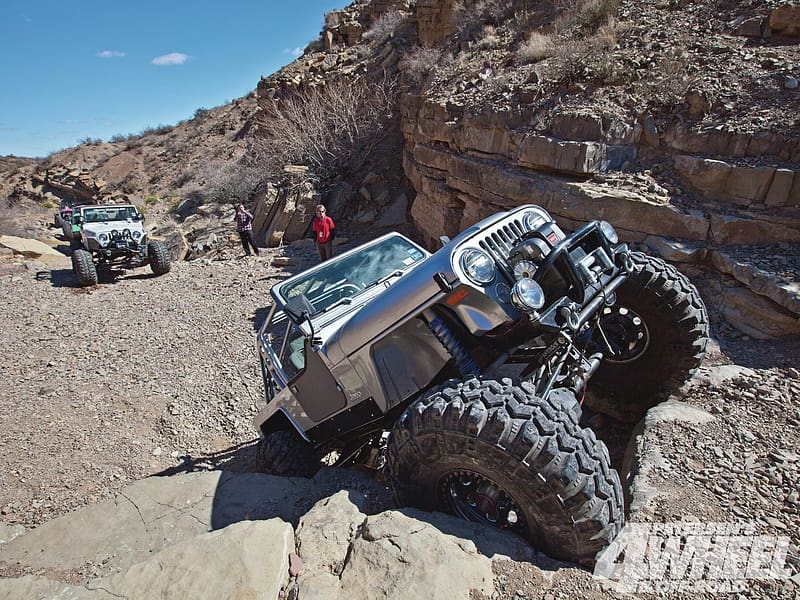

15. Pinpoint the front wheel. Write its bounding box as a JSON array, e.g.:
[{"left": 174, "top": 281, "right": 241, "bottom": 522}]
[
  {"left": 590, "top": 251, "right": 708, "bottom": 405},
  {"left": 72, "top": 249, "right": 97, "bottom": 287},
  {"left": 385, "top": 378, "right": 624, "bottom": 567},
  {"left": 148, "top": 240, "right": 171, "bottom": 275},
  {"left": 255, "top": 429, "right": 320, "bottom": 478}
]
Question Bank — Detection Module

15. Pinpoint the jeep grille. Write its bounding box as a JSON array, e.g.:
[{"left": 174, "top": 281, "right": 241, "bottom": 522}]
[{"left": 476, "top": 217, "right": 527, "bottom": 280}]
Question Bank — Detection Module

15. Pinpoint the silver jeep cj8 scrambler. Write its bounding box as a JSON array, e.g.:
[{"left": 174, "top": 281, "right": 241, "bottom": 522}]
[
  {"left": 255, "top": 204, "right": 708, "bottom": 566},
  {"left": 71, "top": 204, "right": 171, "bottom": 287}
]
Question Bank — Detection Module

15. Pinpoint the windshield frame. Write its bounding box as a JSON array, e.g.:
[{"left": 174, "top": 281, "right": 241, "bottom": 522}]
[{"left": 271, "top": 232, "right": 429, "bottom": 322}]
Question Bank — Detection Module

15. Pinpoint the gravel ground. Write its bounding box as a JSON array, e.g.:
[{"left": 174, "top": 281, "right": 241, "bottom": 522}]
[{"left": 0, "top": 242, "right": 321, "bottom": 526}]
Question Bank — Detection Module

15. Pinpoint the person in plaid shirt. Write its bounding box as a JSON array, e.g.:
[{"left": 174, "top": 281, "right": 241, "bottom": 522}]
[{"left": 234, "top": 204, "right": 259, "bottom": 256}]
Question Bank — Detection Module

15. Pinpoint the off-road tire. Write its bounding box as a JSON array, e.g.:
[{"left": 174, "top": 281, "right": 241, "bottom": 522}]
[
  {"left": 255, "top": 429, "right": 320, "bottom": 478},
  {"left": 386, "top": 378, "right": 624, "bottom": 567},
  {"left": 72, "top": 248, "right": 98, "bottom": 287},
  {"left": 148, "top": 240, "right": 171, "bottom": 275},
  {"left": 591, "top": 251, "right": 708, "bottom": 404}
]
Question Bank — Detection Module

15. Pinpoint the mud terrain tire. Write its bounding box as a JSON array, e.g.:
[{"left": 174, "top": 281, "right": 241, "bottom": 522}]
[
  {"left": 386, "top": 378, "right": 624, "bottom": 567},
  {"left": 148, "top": 240, "right": 171, "bottom": 276},
  {"left": 72, "top": 248, "right": 98, "bottom": 287},
  {"left": 591, "top": 251, "right": 708, "bottom": 404},
  {"left": 255, "top": 430, "right": 320, "bottom": 478}
]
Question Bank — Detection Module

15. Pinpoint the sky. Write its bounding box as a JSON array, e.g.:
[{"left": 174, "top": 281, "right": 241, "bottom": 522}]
[{"left": 0, "top": 0, "right": 347, "bottom": 158}]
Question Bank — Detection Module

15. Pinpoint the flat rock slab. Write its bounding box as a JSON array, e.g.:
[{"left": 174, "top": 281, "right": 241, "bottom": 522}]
[
  {"left": 0, "top": 470, "right": 319, "bottom": 578},
  {"left": 0, "top": 519, "right": 293, "bottom": 600}
]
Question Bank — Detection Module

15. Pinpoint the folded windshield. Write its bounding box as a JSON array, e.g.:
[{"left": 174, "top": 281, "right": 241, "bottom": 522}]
[{"left": 281, "top": 235, "right": 426, "bottom": 314}]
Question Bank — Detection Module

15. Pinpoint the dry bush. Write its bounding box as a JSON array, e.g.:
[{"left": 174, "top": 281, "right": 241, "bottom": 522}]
[
  {"left": 477, "top": 24, "right": 502, "bottom": 49},
  {"left": 644, "top": 51, "right": 699, "bottom": 107},
  {"left": 554, "top": 0, "right": 619, "bottom": 34},
  {"left": 363, "top": 9, "right": 405, "bottom": 43},
  {"left": 453, "top": 0, "right": 514, "bottom": 40},
  {"left": 547, "top": 26, "right": 622, "bottom": 83},
  {"left": 518, "top": 31, "right": 554, "bottom": 64},
  {"left": 202, "top": 157, "right": 264, "bottom": 203},
  {"left": 400, "top": 45, "right": 445, "bottom": 87},
  {"left": 256, "top": 75, "right": 397, "bottom": 188}
]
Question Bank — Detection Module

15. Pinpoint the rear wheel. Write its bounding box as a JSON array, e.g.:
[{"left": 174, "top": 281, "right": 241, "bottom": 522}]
[
  {"left": 148, "top": 240, "right": 171, "bottom": 275},
  {"left": 72, "top": 249, "right": 97, "bottom": 287},
  {"left": 386, "top": 378, "right": 624, "bottom": 567},
  {"left": 590, "top": 251, "right": 708, "bottom": 405}
]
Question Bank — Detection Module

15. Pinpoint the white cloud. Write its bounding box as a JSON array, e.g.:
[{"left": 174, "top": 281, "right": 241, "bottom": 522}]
[
  {"left": 97, "top": 50, "right": 125, "bottom": 58},
  {"left": 152, "top": 52, "right": 191, "bottom": 66},
  {"left": 283, "top": 47, "right": 303, "bottom": 57}
]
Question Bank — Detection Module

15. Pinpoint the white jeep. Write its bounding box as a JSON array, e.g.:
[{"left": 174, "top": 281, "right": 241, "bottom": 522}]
[{"left": 71, "top": 204, "right": 170, "bottom": 287}]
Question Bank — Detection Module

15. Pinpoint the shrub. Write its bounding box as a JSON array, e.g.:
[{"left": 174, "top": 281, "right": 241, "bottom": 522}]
[
  {"left": 200, "top": 154, "right": 265, "bottom": 204},
  {"left": 453, "top": 0, "right": 514, "bottom": 40},
  {"left": 554, "top": 0, "right": 619, "bottom": 34},
  {"left": 477, "top": 24, "right": 501, "bottom": 49},
  {"left": 255, "top": 74, "right": 398, "bottom": 189},
  {"left": 144, "top": 194, "right": 159, "bottom": 205},
  {"left": 518, "top": 31, "right": 554, "bottom": 64},
  {"left": 363, "top": 9, "right": 405, "bottom": 43},
  {"left": 400, "top": 45, "right": 444, "bottom": 87}
]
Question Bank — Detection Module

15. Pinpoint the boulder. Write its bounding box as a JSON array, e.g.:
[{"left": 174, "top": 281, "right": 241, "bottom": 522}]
[
  {"left": 0, "top": 235, "right": 68, "bottom": 265},
  {"left": 0, "top": 469, "right": 547, "bottom": 600},
  {"left": 770, "top": 4, "right": 800, "bottom": 36},
  {"left": 293, "top": 491, "right": 497, "bottom": 600},
  {"left": 515, "top": 134, "right": 607, "bottom": 175},
  {"left": 622, "top": 400, "right": 717, "bottom": 521},
  {"left": 644, "top": 236, "right": 708, "bottom": 263},
  {"left": 711, "top": 249, "right": 800, "bottom": 315},
  {"left": 719, "top": 286, "right": 800, "bottom": 339},
  {"left": 673, "top": 155, "right": 776, "bottom": 206},
  {"left": 710, "top": 213, "right": 800, "bottom": 245}
]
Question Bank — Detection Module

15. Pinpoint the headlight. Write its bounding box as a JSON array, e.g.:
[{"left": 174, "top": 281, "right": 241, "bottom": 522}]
[
  {"left": 511, "top": 277, "right": 545, "bottom": 311},
  {"left": 523, "top": 209, "right": 548, "bottom": 231},
  {"left": 98, "top": 233, "right": 109, "bottom": 246},
  {"left": 132, "top": 230, "right": 142, "bottom": 240},
  {"left": 460, "top": 249, "right": 495, "bottom": 285},
  {"left": 599, "top": 220, "right": 618, "bottom": 244}
]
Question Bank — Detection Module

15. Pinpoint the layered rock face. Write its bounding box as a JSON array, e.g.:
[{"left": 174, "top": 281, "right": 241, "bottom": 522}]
[{"left": 396, "top": 2, "right": 799, "bottom": 340}]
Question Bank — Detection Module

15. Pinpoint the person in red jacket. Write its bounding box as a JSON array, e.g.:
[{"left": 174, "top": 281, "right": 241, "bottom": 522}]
[{"left": 311, "top": 204, "right": 336, "bottom": 261}]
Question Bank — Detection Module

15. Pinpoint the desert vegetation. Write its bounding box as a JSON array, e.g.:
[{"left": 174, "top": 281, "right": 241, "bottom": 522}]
[{"left": 253, "top": 75, "right": 398, "bottom": 190}]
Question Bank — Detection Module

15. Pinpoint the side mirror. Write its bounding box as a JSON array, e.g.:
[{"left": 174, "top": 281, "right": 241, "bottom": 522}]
[
  {"left": 136, "top": 213, "right": 145, "bottom": 221},
  {"left": 284, "top": 294, "right": 319, "bottom": 338}
]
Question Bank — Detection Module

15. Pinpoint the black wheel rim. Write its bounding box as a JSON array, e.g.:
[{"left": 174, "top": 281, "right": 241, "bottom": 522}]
[
  {"left": 440, "top": 469, "right": 526, "bottom": 532},
  {"left": 594, "top": 305, "right": 650, "bottom": 363}
]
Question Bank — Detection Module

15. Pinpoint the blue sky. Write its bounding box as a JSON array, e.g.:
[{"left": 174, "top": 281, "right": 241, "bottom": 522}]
[{"left": 0, "top": 1, "right": 347, "bottom": 158}]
